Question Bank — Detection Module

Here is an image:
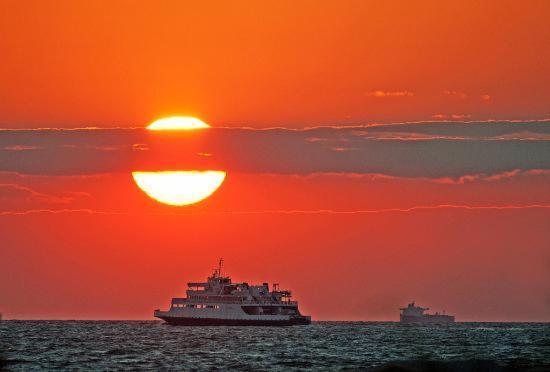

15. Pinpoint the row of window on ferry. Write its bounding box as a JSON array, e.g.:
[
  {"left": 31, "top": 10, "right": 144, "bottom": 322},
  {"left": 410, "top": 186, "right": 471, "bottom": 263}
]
[{"left": 172, "top": 304, "right": 220, "bottom": 309}]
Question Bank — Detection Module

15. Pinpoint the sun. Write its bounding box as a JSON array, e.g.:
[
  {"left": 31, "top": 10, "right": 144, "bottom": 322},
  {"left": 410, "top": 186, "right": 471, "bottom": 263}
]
[
  {"left": 136, "top": 117, "right": 224, "bottom": 206},
  {"left": 147, "top": 116, "right": 210, "bottom": 130},
  {"left": 132, "top": 171, "right": 226, "bottom": 206}
]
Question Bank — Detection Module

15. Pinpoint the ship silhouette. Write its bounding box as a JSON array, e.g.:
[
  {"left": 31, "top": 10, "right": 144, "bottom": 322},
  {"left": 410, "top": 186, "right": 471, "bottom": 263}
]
[{"left": 400, "top": 301, "right": 455, "bottom": 324}]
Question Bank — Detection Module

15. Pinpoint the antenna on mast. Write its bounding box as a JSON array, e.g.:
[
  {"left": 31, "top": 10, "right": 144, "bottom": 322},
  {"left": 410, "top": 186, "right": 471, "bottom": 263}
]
[{"left": 218, "top": 258, "right": 223, "bottom": 278}]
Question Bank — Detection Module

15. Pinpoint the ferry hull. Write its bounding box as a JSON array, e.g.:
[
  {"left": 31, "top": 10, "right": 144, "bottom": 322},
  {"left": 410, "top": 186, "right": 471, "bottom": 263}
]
[{"left": 157, "top": 316, "right": 311, "bottom": 326}]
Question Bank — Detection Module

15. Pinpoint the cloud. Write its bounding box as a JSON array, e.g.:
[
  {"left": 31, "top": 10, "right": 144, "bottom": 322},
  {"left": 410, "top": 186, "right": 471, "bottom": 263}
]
[
  {"left": 366, "top": 90, "right": 414, "bottom": 97},
  {"left": 441, "top": 91, "right": 491, "bottom": 102},
  {"left": 132, "top": 143, "right": 149, "bottom": 151},
  {"left": 431, "top": 114, "right": 471, "bottom": 120},
  {"left": 0, "top": 121, "right": 549, "bottom": 178},
  {"left": 443, "top": 90, "right": 467, "bottom": 99},
  {"left": 0, "top": 208, "right": 127, "bottom": 216},
  {"left": 2, "top": 145, "right": 42, "bottom": 151},
  {"left": 431, "top": 169, "right": 550, "bottom": 184},
  {"left": 0, "top": 183, "right": 76, "bottom": 204},
  {"left": 1, "top": 204, "right": 549, "bottom": 217},
  {"left": 490, "top": 131, "right": 550, "bottom": 141},
  {"left": 353, "top": 130, "right": 550, "bottom": 141},
  {"left": 352, "top": 131, "right": 468, "bottom": 141}
]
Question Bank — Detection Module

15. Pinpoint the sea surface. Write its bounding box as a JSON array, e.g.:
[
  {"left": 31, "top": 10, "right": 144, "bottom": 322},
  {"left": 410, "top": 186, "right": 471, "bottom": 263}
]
[{"left": 1, "top": 321, "right": 549, "bottom": 371}]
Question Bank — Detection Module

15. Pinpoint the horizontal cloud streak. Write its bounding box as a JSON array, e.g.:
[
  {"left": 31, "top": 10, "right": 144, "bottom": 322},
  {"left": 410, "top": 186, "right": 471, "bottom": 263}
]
[
  {"left": 366, "top": 90, "right": 414, "bottom": 97},
  {"left": 0, "top": 183, "right": 77, "bottom": 204},
  {"left": 2, "top": 204, "right": 549, "bottom": 217},
  {"left": 0, "top": 121, "right": 549, "bottom": 178}
]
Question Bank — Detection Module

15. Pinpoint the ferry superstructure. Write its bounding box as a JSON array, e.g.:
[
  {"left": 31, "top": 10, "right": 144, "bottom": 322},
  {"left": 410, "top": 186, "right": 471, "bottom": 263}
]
[{"left": 154, "top": 260, "right": 311, "bottom": 326}]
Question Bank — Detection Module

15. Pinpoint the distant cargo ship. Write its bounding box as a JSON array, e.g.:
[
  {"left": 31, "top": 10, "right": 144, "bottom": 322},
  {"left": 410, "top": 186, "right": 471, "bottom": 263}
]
[
  {"left": 154, "top": 259, "right": 311, "bottom": 326},
  {"left": 399, "top": 301, "right": 455, "bottom": 324}
]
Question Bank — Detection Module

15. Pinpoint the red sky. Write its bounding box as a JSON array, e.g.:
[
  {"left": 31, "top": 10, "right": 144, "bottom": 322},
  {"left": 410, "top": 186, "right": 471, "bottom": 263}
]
[
  {"left": 1, "top": 170, "right": 549, "bottom": 321},
  {"left": 0, "top": 1, "right": 549, "bottom": 321}
]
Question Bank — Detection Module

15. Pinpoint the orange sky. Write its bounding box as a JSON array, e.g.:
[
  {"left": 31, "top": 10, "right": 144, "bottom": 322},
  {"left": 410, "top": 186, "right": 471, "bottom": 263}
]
[
  {"left": 1, "top": 1, "right": 550, "bottom": 128},
  {"left": 1, "top": 1, "right": 550, "bottom": 321},
  {"left": 1, "top": 170, "right": 549, "bottom": 321}
]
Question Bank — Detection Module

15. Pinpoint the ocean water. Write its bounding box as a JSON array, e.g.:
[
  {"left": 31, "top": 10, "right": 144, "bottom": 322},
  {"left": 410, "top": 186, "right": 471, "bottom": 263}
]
[{"left": 1, "top": 321, "right": 549, "bottom": 371}]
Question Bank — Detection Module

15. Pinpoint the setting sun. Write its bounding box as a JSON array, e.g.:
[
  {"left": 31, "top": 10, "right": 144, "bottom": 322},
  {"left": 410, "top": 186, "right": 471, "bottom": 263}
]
[
  {"left": 132, "top": 170, "right": 226, "bottom": 206},
  {"left": 147, "top": 116, "right": 210, "bottom": 130}
]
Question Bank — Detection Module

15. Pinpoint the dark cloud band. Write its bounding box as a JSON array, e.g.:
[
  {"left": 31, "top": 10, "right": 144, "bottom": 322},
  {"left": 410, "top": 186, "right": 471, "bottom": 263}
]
[{"left": 1, "top": 121, "right": 549, "bottom": 177}]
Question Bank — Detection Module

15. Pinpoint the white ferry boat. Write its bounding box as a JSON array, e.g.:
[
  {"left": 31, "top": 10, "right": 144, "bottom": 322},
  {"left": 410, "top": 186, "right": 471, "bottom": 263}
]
[{"left": 154, "top": 260, "right": 311, "bottom": 326}]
